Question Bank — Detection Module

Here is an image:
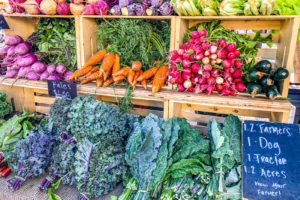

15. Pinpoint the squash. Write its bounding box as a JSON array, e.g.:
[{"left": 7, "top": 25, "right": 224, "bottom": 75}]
[
  {"left": 247, "top": 83, "right": 262, "bottom": 98},
  {"left": 261, "top": 76, "right": 274, "bottom": 87},
  {"left": 273, "top": 68, "right": 289, "bottom": 80},
  {"left": 255, "top": 60, "right": 272, "bottom": 74},
  {"left": 266, "top": 86, "right": 278, "bottom": 100},
  {"left": 247, "top": 71, "right": 265, "bottom": 82}
]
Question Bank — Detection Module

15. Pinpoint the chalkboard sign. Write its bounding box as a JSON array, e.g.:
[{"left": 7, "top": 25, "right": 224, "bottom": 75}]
[
  {"left": 242, "top": 120, "right": 300, "bottom": 200},
  {"left": 0, "top": 15, "right": 9, "bottom": 29},
  {"left": 47, "top": 80, "right": 77, "bottom": 99}
]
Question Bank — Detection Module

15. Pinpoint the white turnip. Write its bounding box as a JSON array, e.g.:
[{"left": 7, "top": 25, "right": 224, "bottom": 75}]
[
  {"left": 209, "top": 45, "right": 218, "bottom": 54},
  {"left": 210, "top": 54, "right": 217, "bottom": 60},
  {"left": 204, "top": 50, "right": 210, "bottom": 57},
  {"left": 202, "top": 57, "right": 210, "bottom": 65},
  {"left": 70, "top": 3, "right": 84, "bottom": 15}
]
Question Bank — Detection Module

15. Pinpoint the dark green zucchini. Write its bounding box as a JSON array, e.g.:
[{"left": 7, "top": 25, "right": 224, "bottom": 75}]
[
  {"left": 247, "top": 83, "right": 262, "bottom": 98},
  {"left": 266, "top": 87, "right": 278, "bottom": 100},
  {"left": 273, "top": 68, "right": 289, "bottom": 80},
  {"left": 247, "top": 71, "right": 265, "bottom": 82},
  {"left": 255, "top": 60, "right": 272, "bottom": 74},
  {"left": 261, "top": 76, "right": 274, "bottom": 87}
]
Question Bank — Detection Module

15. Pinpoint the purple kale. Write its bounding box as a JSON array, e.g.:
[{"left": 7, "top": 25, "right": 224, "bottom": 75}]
[
  {"left": 110, "top": 5, "right": 122, "bottom": 15},
  {"left": 134, "top": 3, "right": 147, "bottom": 16},
  {"left": 158, "top": 1, "right": 173, "bottom": 15},
  {"left": 150, "top": 0, "right": 163, "bottom": 8},
  {"left": 121, "top": 4, "right": 136, "bottom": 15},
  {"left": 146, "top": 6, "right": 158, "bottom": 15}
]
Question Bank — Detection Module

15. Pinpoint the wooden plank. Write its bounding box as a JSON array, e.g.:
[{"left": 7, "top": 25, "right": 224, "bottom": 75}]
[
  {"left": 181, "top": 111, "right": 225, "bottom": 124},
  {"left": 3, "top": 14, "right": 75, "bottom": 18},
  {"left": 174, "top": 17, "right": 189, "bottom": 49},
  {"left": 257, "top": 48, "right": 277, "bottom": 59},
  {"left": 169, "top": 16, "right": 176, "bottom": 51},
  {"left": 34, "top": 96, "right": 55, "bottom": 105},
  {"left": 163, "top": 101, "right": 169, "bottom": 120},
  {"left": 0, "top": 86, "right": 25, "bottom": 112},
  {"left": 293, "top": 41, "right": 300, "bottom": 83},
  {"left": 74, "top": 16, "right": 82, "bottom": 69},
  {"left": 169, "top": 101, "right": 182, "bottom": 118},
  {"left": 3, "top": 16, "right": 39, "bottom": 38},
  {"left": 33, "top": 88, "right": 49, "bottom": 94},
  {"left": 35, "top": 105, "right": 50, "bottom": 114},
  {"left": 23, "top": 88, "right": 36, "bottom": 113},
  {"left": 131, "top": 108, "right": 163, "bottom": 118}
]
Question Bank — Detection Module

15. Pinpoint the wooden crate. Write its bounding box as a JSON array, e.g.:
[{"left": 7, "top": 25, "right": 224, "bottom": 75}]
[
  {"left": 79, "top": 15, "right": 176, "bottom": 68},
  {"left": 2, "top": 14, "right": 82, "bottom": 69},
  {"left": 174, "top": 16, "right": 300, "bottom": 97},
  {"left": 294, "top": 41, "right": 300, "bottom": 83},
  {"left": 0, "top": 78, "right": 169, "bottom": 120}
]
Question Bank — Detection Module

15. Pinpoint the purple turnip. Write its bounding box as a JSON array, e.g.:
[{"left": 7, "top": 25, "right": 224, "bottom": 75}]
[
  {"left": 2, "top": 35, "right": 23, "bottom": 46},
  {"left": 14, "top": 42, "right": 31, "bottom": 55},
  {"left": 31, "top": 61, "right": 46, "bottom": 73},
  {"left": 40, "top": 71, "right": 49, "bottom": 81},
  {"left": 0, "top": 46, "right": 10, "bottom": 58},
  {"left": 7, "top": 46, "right": 16, "bottom": 57},
  {"left": 134, "top": 3, "right": 147, "bottom": 15},
  {"left": 47, "top": 64, "right": 56, "bottom": 74},
  {"left": 15, "top": 53, "right": 37, "bottom": 67},
  {"left": 64, "top": 71, "right": 74, "bottom": 82},
  {"left": 0, "top": 69, "right": 18, "bottom": 83},
  {"left": 119, "top": 0, "right": 133, "bottom": 7},
  {"left": 47, "top": 74, "right": 63, "bottom": 81},
  {"left": 121, "top": 4, "right": 135, "bottom": 15},
  {"left": 82, "top": 4, "right": 95, "bottom": 15},
  {"left": 27, "top": 71, "right": 40, "bottom": 80},
  {"left": 141, "top": 0, "right": 151, "bottom": 6},
  {"left": 56, "top": 64, "right": 67, "bottom": 74}
]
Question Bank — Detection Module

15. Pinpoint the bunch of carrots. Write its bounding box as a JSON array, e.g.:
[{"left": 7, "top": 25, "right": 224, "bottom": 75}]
[{"left": 69, "top": 49, "right": 169, "bottom": 93}]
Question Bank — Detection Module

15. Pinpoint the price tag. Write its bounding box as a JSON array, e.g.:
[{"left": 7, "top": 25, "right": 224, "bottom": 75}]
[{"left": 47, "top": 80, "right": 77, "bottom": 99}]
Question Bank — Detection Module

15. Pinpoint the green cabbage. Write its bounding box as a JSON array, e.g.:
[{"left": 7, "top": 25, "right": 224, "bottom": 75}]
[
  {"left": 219, "top": 0, "right": 245, "bottom": 16},
  {"left": 197, "top": 0, "right": 218, "bottom": 16}
]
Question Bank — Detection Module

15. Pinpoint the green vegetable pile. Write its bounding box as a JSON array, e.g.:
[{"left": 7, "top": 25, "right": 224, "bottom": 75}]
[
  {"left": 0, "top": 92, "right": 11, "bottom": 118},
  {"left": 97, "top": 19, "right": 170, "bottom": 70},
  {"left": 28, "top": 18, "right": 77, "bottom": 71}
]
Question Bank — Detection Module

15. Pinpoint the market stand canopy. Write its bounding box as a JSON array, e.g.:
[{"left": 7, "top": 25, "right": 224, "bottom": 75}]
[{"left": 242, "top": 120, "right": 300, "bottom": 200}]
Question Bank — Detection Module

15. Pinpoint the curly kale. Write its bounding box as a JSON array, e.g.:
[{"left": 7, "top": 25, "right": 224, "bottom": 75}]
[{"left": 0, "top": 92, "right": 11, "bottom": 118}]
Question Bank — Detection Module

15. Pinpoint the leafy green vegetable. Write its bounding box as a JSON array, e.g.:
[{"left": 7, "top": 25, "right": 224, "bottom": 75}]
[
  {"left": 97, "top": 19, "right": 170, "bottom": 70},
  {"left": 0, "top": 92, "right": 11, "bottom": 118},
  {"left": 28, "top": 18, "right": 77, "bottom": 71}
]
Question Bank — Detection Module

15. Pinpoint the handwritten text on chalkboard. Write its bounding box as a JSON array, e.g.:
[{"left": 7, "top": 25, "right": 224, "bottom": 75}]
[{"left": 47, "top": 80, "right": 77, "bottom": 99}]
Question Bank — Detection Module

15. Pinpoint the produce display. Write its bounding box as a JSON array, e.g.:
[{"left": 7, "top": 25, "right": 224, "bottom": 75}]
[{"left": 0, "top": 92, "right": 11, "bottom": 118}]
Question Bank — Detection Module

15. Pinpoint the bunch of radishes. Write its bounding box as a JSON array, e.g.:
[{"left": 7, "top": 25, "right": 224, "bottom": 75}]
[
  {"left": 0, "top": 35, "right": 73, "bottom": 84},
  {"left": 168, "top": 29, "right": 246, "bottom": 96}
]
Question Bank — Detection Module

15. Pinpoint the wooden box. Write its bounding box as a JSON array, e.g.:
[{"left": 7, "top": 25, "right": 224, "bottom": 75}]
[{"left": 174, "top": 16, "right": 300, "bottom": 97}]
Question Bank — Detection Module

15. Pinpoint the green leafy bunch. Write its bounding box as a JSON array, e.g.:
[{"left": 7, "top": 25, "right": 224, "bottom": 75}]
[{"left": 0, "top": 92, "right": 11, "bottom": 118}]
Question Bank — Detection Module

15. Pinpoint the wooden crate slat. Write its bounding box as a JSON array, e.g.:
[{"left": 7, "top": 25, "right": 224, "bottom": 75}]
[
  {"left": 35, "top": 105, "right": 50, "bottom": 114},
  {"left": 257, "top": 48, "right": 277, "bottom": 59},
  {"left": 181, "top": 111, "right": 226, "bottom": 124},
  {"left": 34, "top": 96, "right": 56, "bottom": 105},
  {"left": 130, "top": 108, "right": 163, "bottom": 118}
]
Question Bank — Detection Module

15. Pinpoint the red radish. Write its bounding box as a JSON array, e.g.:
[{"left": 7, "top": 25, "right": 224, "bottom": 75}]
[
  {"left": 169, "top": 50, "right": 178, "bottom": 60},
  {"left": 202, "top": 57, "right": 210, "bottom": 65},
  {"left": 169, "top": 78, "right": 176, "bottom": 84},
  {"left": 229, "top": 67, "right": 235, "bottom": 74},
  {"left": 229, "top": 59, "right": 235, "bottom": 67},
  {"left": 233, "top": 78, "right": 242, "bottom": 83},
  {"left": 183, "top": 80, "right": 192, "bottom": 89},
  {"left": 224, "top": 68, "right": 230, "bottom": 73},
  {"left": 172, "top": 71, "right": 181, "bottom": 79},
  {"left": 222, "top": 59, "right": 232, "bottom": 68},
  {"left": 216, "top": 77, "right": 224, "bottom": 84},
  {"left": 169, "top": 60, "right": 174, "bottom": 65},
  {"left": 227, "top": 43, "right": 236, "bottom": 52},
  {"left": 178, "top": 49, "right": 185, "bottom": 56},
  {"left": 176, "top": 77, "right": 183, "bottom": 84},
  {"left": 223, "top": 80, "right": 231, "bottom": 89},
  {"left": 181, "top": 43, "right": 187, "bottom": 50},
  {"left": 194, "top": 38, "right": 201, "bottom": 45},
  {"left": 230, "top": 90, "right": 236, "bottom": 96},
  {"left": 182, "top": 60, "right": 191, "bottom": 68},
  {"left": 166, "top": 68, "right": 173, "bottom": 76},
  {"left": 187, "top": 85, "right": 194, "bottom": 92},
  {"left": 182, "top": 72, "right": 192, "bottom": 80},
  {"left": 199, "top": 29, "right": 207, "bottom": 36},
  {"left": 216, "top": 58, "right": 223, "bottom": 64},
  {"left": 202, "top": 42, "right": 210, "bottom": 50},
  {"left": 227, "top": 52, "right": 235, "bottom": 59},
  {"left": 195, "top": 84, "right": 202, "bottom": 94},
  {"left": 230, "top": 84, "right": 236, "bottom": 91},
  {"left": 171, "top": 64, "right": 177, "bottom": 71},
  {"left": 200, "top": 84, "right": 207, "bottom": 92},
  {"left": 203, "top": 71, "right": 210, "bottom": 79},
  {"left": 210, "top": 54, "right": 217, "bottom": 60},
  {"left": 194, "top": 45, "right": 202, "bottom": 54},
  {"left": 183, "top": 68, "right": 191, "bottom": 74},
  {"left": 191, "top": 31, "right": 200, "bottom": 38},
  {"left": 206, "top": 85, "right": 214, "bottom": 95},
  {"left": 200, "top": 37, "right": 208, "bottom": 43},
  {"left": 216, "top": 83, "right": 223, "bottom": 92},
  {"left": 221, "top": 88, "right": 230, "bottom": 96},
  {"left": 217, "top": 49, "right": 227, "bottom": 59},
  {"left": 236, "top": 82, "right": 246, "bottom": 92},
  {"left": 191, "top": 77, "right": 198, "bottom": 84},
  {"left": 207, "top": 77, "right": 215, "bottom": 85},
  {"left": 234, "top": 50, "right": 241, "bottom": 57},
  {"left": 57, "top": 1, "right": 70, "bottom": 15},
  {"left": 211, "top": 68, "right": 219, "bottom": 78},
  {"left": 195, "top": 53, "right": 204, "bottom": 61},
  {"left": 204, "top": 50, "right": 210, "bottom": 57},
  {"left": 203, "top": 64, "right": 212, "bottom": 71},
  {"left": 187, "top": 44, "right": 194, "bottom": 50},
  {"left": 234, "top": 60, "right": 243, "bottom": 68},
  {"left": 187, "top": 49, "right": 194, "bottom": 55},
  {"left": 209, "top": 46, "right": 218, "bottom": 54},
  {"left": 177, "top": 84, "right": 185, "bottom": 92},
  {"left": 211, "top": 42, "right": 219, "bottom": 47},
  {"left": 183, "top": 52, "right": 190, "bottom": 60},
  {"left": 198, "top": 76, "right": 206, "bottom": 84},
  {"left": 227, "top": 76, "right": 233, "bottom": 83},
  {"left": 232, "top": 69, "right": 242, "bottom": 78},
  {"left": 188, "top": 38, "right": 195, "bottom": 44},
  {"left": 219, "top": 38, "right": 227, "bottom": 48},
  {"left": 175, "top": 56, "right": 183, "bottom": 63},
  {"left": 191, "top": 63, "right": 201, "bottom": 73}
]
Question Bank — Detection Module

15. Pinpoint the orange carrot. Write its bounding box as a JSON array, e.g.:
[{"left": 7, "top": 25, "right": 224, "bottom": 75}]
[
  {"left": 131, "top": 61, "right": 142, "bottom": 72},
  {"left": 132, "top": 70, "right": 141, "bottom": 88},
  {"left": 100, "top": 53, "right": 115, "bottom": 81},
  {"left": 112, "top": 67, "right": 131, "bottom": 77},
  {"left": 91, "top": 66, "right": 100, "bottom": 72},
  {"left": 103, "top": 78, "right": 113, "bottom": 87},
  {"left": 141, "top": 79, "right": 147, "bottom": 89},
  {"left": 136, "top": 67, "right": 157, "bottom": 82},
  {"left": 152, "top": 65, "right": 168, "bottom": 93},
  {"left": 83, "top": 49, "right": 107, "bottom": 68},
  {"left": 69, "top": 66, "right": 93, "bottom": 80},
  {"left": 127, "top": 69, "right": 135, "bottom": 86},
  {"left": 153, "top": 60, "right": 160, "bottom": 67},
  {"left": 112, "top": 54, "right": 120, "bottom": 74},
  {"left": 114, "top": 75, "right": 125, "bottom": 85},
  {"left": 80, "top": 71, "right": 101, "bottom": 84},
  {"left": 96, "top": 78, "right": 104, "bottom": 88}
]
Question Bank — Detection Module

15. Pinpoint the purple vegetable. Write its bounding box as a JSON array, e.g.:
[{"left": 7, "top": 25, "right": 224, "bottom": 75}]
[
  {"left": 106, "top": 0, "right": 118, "bottom": 6},
  {"left": 64, "top": 71, "right": 74, "bottom": 82},
  {"left": 119, "top": 0, "right": 134, "bottom": 8},
  {"left": 15, "top": 66, "right": 31, "bottom": 83},
  {"left": 146, "top": 6, "right": 158, "bottom": 15},
  {"left": 121, "top": 4, "right": 135, "bottom": 15},
  {"left": 94, "top": 0, "right": 109, "bottom": 15},
  {"left": 56, "top": 64, "right": 67, "bottom": 74},
  {"left": 1, "top": 69, "right": 18, "bottom": 82},
  {"left": 82, "top": 4, "right": 95, "bottom": 15},
  {"left": 40, "top": 71, "right": 49, "bottom": 81},
  {"left": 110, "top": 5, "right": 121, "bottom": 15},
  {"left": 47, "top": 74, "right": 63, "bottom": 81},
  {"left": 2, "top": 35, "right": 23, "bottom": 46},
  {"left": 0, "top": 46, "right": 10, "bottom": 58},
  {"left": 10, "top": 64, "right": 21, "bottom": 70},
  {"left": 31, "top": 61, "right": 46, "bottom": 73},
  {"left": 7, "top": 46, "right": 16, "bottom": 57},
  {"left": 150, "top": 0, "right": 162, "bottom": 8},
  {"left": 14, "top": 42, "right": 31, "bottom": 56},
  {"left": 15, "top": 53, "right": 37, "bottom": 67},
  {"left": 57, "top": 1, "right": 70, "bottom": 15},
  {"left": 27, "top": 71, "right": 40, "bottom": 80},
  {"left": 1, "top": 58, "right": 13, "bottom": 67},
  {"left": 158, "top": 1, "right": 173, "bottom": 15},
  {"left": 134, "top": 3, "right": 147, "bottom": 16},
  {"left": 47, "top": 64, "right": 56, "bottom": 74},
  {"left": 141, "top": 0, "right": 151, "bottom": 6}
]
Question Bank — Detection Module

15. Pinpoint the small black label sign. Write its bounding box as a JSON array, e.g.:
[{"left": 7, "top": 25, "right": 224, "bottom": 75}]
[
  {"left": 242, "top": 120, "right": 300, "bottom": 200},
  {"left": 0, "top": 15, "right": 9, "bottom": 29},
  {"left": 47, "top": 80, "right": 77, "bottom": 99}
]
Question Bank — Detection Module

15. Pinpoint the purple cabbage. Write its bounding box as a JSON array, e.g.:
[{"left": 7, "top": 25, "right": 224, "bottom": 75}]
[
  {"left": 14, "top": 42, "right": 31, "bottom": 56},
  {"left": 141, "top": 0, "right": 151, "bottom": 6},
  {"left": 134, "top": 3, "right": 147, "bottom": 16},
  {"left": 119, "top": 0, "right": 134, "bottom": 8},
  {"left": 94, "top": 0, "right": 109, "bottom": 15},
  {"left": 150, "top": 0, "right": 163, "bottom": 8},
  {"left": 121, "top": 4, "right": 136, "bottom": 15},
  {"left": 146, "top": 6, "right": 158, "bottom": 15},
  {"left": 110, "top": 5, "right": 121, "bottom": 15},
  {"left": 158, "top": 1, "right": 173, "bottom": 15}
]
